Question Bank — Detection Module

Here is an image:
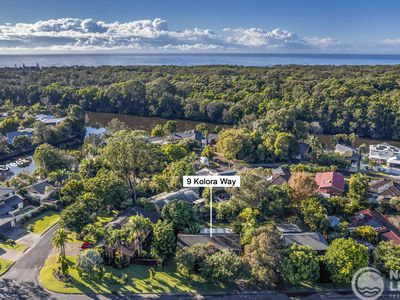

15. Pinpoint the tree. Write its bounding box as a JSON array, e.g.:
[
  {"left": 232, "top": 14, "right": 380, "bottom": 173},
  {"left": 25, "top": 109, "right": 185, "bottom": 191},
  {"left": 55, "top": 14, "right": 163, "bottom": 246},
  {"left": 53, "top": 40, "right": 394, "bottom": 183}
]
[
  {"left": 12, "top": 135, "right": 32, "bottom": 150},
  {"left": 238, "top": 208, "right": 260, "bottom": 245},
  {"left": 60, "top": 193, "right": 99, "bottom": 233},
  {"left": 162, "top": 143, "right": 188, "bottom": 161},
  {"left": 100, "top": 130, "right": 165, "bottom": 201},
  {"left": 243, "top": 225, "right": 282, "bottom": 287},
  {"left": 353, "top": 225, "right": 378, "bottom": 244},
  {"left": 201, "top": 145, "right": 214, "bottom": 160},
  {"left": 0, "top": 117, "right": 19, "bottom": 135},
  {"left": 52, "top": 228, "right": 71, "bottom": 258},
  {"left": 60, "top": 179, "right": 84, "bottom": 205},
  {"left": 216, "top": 128, "right": 254, "bottom": 161},
  {"left": 106, "top": 118, "right": 129, "bottom": 135},
  {"left": 348, "top": 174, "right": 370, "bottom": 209},
  {"left": 158, "top": 155, "right": 196, "bottom": 191},
  {"left": 163, "top": 120, "right": 178, "bottom": 134},
  {"left": 301, "top": 197, "right": 329, "bottom": 232},
  {"left": 288, "top": 172, "right": 317, "bottom": 205},
  {"left": 201, "top": 249, "right": 244, "bottom": 283},
  {"left": 176, "top": 243, "right": 217, "bottom": 276},
  {"left": 195, "top": 123, "right": 210, "bottom": 137},
  {"left": 124, "top": 215, "right": 153, "bottom": 256},
  {"left": 281, "top": 244, "right": 320, "bottom": 285},
  {"left": 79, "top": 157, "right": 103, "bottom": 180},
  {"left": 273, "top": 132, "right": 298, "bottom": 161},
  {"left": 151, "top": 220, "right": 176, "bottom": 261},
  {"left": 161, "top": 200, "right": 199, "bottom": 233},
  {"left": 77, "top": 249, "right": 103, "bottom": 277},
  {"left": 323, "top": 238, "right": 369, "bottom": 283},
  {"left": 33, "top": 143, "right": 66, "bottom": 177},
  {"left": 151, "top": 124, "right": 164, "bottom": 137},
  {"left": 374, "top": 241, "right": 400, "bottom": 273},
  {"left": 83, "top": 170, "right": 128, "bottom": 210}
]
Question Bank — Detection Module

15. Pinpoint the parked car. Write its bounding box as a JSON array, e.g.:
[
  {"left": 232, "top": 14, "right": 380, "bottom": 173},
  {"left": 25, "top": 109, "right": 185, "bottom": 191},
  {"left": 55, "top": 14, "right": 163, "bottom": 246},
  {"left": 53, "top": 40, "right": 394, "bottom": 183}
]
[{"left": 80, "top": 242, "right": 94, "bottom": 250}]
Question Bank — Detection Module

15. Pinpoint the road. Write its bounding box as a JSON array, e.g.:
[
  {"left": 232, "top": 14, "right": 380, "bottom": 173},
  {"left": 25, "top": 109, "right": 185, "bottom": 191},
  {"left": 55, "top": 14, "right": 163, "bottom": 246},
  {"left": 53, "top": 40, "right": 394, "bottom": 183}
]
[{"left": 2, "top": 224, "right": 397, "bottom": 300}]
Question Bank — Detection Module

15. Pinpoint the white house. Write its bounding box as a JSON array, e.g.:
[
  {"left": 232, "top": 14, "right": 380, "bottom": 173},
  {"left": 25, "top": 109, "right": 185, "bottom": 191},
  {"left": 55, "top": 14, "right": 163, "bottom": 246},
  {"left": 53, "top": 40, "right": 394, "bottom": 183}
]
[{"left": 369, "top": 143, "right": 400, "bottom": 162}]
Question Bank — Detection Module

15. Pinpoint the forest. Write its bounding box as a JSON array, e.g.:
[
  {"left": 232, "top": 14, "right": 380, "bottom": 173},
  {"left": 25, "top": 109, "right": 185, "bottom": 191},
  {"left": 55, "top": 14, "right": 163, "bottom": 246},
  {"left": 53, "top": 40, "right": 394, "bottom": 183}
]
[{"left": 0, "top": 65, "right": 399, "bottom": 140}]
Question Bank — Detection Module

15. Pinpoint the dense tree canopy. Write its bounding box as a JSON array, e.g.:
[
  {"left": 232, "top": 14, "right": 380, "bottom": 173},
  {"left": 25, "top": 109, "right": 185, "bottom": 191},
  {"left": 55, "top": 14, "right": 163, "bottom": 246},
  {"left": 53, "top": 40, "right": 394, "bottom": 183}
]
[{"left": 1, "top": 65, "right": 399, "bottom": 140}]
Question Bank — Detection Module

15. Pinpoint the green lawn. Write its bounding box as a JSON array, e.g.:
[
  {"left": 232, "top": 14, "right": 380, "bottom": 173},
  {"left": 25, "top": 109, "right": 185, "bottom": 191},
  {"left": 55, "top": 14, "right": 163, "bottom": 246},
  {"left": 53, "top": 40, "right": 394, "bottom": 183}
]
[
  {"left": 0, "top": 257, "right": 13, "bottom": 276},
  {"left": 0, "top": 241, "right": 28, "bottom": 252},
  {"left": 39, "top": 255, "right": 233, "bottom": 294},
  {"left": 23, "top": 211, "right": 60, "bottom": 235}
]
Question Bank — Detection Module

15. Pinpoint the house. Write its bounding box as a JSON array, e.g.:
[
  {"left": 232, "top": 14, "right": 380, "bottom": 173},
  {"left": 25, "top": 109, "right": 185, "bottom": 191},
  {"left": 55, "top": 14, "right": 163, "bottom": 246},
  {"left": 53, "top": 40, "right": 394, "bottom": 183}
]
[
  {"left": 315, "top": 171, "right": 345, "bottom": 197},
  {"left": 276, "top": 223, "right": 302, "bottom": 233},
  {"left": 369, "top": 143, "right": 400, "bottom": 163},
  {"left": 6, "top": 129, "right": 34, "bottom": 145},
  {"left": 292, "top": 142, "right": 311, "bottom": 160},
  {"left": 0, "top": 187, "right": 26, "bottom": 232},
  {"left": 349, "top": 209, "right": 400, "bottom": 245},
  {"left": 26, "top": 180, "right": 57, "bottom": 203},
  {"left": 177, "top": 233, "right": 241, "bottom": 253},
  {"left": 199, "top": 227, "right": 234, "bottom": 235},
  {"left": 146, "top": 136, "right": 169, "bottom": 146},
  {"left": 170, "top": 130, "right": 204, "bottom": 146},
  {"left": 35, "top": 114, "right": 65, "bottom": 126},
  {"left": 103, "top": 206, "right": 159, "bottom": 264},
  {"left": 105, "top": 206, "right": 160, "bottom": 230},
  {"left": 148, "top": 187, "right": 201, "bottom": 215},
  {"left": 335, "top": 144, "right": 354, "bottom": 158},
  {"left": 368, "top": 178, "right": 400, "bottom": 202},
  {"left": 266, "top": 167, "right": 291, "bottom": 187},
  {"left": 282, "top": 232, "right": 329, "bottom": 252},
  {"left": 207, "top": 133, "right": 219, "bottom": 145},
  {"left": 387, "top": 156, "right": 400, "bottom": 171}
]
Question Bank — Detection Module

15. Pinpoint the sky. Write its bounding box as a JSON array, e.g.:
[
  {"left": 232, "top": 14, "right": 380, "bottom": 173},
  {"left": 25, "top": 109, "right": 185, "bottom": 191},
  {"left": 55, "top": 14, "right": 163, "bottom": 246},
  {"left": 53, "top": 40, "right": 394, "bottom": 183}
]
[{"left": 0, "top": 0, "right": 400, "bottom": 53}]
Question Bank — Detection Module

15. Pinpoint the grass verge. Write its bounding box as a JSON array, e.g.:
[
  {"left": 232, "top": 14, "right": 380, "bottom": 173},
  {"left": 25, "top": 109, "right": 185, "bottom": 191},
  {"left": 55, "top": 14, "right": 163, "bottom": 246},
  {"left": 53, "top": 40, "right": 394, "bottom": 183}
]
[
  {"left": 0, "top": 257, "right": 13, "bottom": 276},
  {"left": 23, "top": 211, "right": 60, "bottom": 235}
]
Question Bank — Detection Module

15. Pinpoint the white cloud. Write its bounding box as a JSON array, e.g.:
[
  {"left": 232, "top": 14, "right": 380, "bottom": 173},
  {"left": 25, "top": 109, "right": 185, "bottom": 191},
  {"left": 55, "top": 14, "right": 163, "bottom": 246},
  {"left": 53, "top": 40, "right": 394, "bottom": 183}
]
[
  {"left": 383, "top": 38, "right": 400, "bottom": 46},
  {"left": 0, "top": 18, "right": 340, "bottom": 53}
]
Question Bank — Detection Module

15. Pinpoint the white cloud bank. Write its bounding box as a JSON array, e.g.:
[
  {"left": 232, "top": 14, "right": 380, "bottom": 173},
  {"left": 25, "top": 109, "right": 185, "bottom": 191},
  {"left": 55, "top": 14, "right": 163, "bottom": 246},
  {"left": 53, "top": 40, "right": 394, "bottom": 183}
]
[{"left": 0, "top": 17, "right": 341, "bottom": 53}]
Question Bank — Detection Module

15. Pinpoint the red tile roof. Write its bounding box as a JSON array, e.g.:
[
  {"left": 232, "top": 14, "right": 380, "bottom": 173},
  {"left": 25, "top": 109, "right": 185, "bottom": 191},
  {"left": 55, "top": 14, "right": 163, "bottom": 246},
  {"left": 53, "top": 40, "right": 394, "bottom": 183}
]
[
  {"left": 350, "top": 209, "right": 400, "bottom": 245},
  {"left": 315, "top": 172, "right": 345, "bottom": 192}
]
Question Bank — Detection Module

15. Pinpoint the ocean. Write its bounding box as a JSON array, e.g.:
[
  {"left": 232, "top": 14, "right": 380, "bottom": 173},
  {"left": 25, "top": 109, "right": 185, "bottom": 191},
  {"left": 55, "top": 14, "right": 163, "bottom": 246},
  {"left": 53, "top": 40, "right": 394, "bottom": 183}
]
[{"left": 0, "top": 53, "right": 400, "bottom": 67}]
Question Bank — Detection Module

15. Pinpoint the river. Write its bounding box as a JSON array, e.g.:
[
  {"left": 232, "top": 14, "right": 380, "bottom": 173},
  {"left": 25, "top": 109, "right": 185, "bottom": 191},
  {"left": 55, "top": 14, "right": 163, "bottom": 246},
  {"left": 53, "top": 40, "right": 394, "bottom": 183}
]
[
  {"left": 86, "top": 111, "right": 400, "bottom": 148},
  {"left": 85, "top": 111, "right": 222, "bottom": 133},
  {"left": 4, "top": 112, "right": 399, "bottom": 181}
]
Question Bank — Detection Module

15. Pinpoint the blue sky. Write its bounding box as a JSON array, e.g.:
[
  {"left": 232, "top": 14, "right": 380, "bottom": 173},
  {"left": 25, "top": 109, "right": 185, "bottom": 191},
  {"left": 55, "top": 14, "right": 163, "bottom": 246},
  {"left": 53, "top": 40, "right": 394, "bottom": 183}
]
[{"left": 0, "top": 0, "right": 399, "bottom": 53}]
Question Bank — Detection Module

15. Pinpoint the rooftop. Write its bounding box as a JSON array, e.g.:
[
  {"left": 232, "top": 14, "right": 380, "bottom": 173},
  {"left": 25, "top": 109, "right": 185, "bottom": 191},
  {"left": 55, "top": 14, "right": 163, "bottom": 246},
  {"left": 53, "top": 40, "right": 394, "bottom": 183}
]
[
  {"left": 282, "top": 232, "right": 329, "bottom": 251},
  {"left": 177, "top": 233, "right": 241, "bottom": 252},
  {"left": 315, "top": 171, "right": 345, "bottom": 192}
]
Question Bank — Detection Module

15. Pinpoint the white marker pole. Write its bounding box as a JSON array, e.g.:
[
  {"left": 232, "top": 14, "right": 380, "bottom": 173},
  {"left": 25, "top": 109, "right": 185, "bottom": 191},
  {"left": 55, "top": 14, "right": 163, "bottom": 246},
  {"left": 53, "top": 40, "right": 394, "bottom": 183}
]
[{"left": 210, "top": 187, "right": 213, "bottom": 238}]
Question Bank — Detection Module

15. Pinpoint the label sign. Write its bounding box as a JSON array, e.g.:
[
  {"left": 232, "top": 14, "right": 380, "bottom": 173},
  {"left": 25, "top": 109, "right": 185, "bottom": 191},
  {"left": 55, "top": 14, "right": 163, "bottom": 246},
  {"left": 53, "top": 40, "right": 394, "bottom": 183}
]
[{"left": 183, "top": 176, "right": 240, "bottom": 188}]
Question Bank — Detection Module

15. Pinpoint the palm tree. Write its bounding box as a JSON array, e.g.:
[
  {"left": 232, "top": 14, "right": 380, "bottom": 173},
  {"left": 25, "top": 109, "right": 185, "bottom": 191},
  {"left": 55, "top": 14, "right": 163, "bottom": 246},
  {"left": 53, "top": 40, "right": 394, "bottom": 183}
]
[
  {"left": 125, "top": 216, "right": 152, "bottom": 256},
  {"left": 52, "top": 228, "right": 71, "bottom": 258}
]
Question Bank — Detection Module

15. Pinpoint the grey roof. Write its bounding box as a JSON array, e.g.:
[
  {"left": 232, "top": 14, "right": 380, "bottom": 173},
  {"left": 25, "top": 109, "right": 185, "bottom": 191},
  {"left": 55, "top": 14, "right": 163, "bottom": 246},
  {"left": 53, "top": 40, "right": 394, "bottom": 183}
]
[
  {"left": 177, "top": 233, "right": 241, "bottom": 252},
  {"left": 0, "top": 204, "right": 13, "bottom": 216},
  {"left": 276, "top": 223, "right": 302, "bottom": 233},
  {"left": 335, "top": 144, "right": 354, "bottom": 152},
  {"left": 283, "top": 232, "right": 329, "bottom": 251},
  {"left": 4, "top": 195, "right": 23, "bottom": 207},
  {"left": 35, "top": 114, "right": 65, "bottom": 125},
  {"left": 149, "top": 188, "right": 200, "bottom": 214},
  {"left": 27, "top": 180, "right": 52, "bottom": 195},
  {"left": 105, "top": 206, "right": 160, "bottom": 229},
  {"left": 6, "top": 130, "right": 34, "bottom": 144},
  {"left": 0, "top": 187, "right": 15, "bottom": 199},
  {"left": 170, "top": 130, "right": 203, "bottom": 142}
]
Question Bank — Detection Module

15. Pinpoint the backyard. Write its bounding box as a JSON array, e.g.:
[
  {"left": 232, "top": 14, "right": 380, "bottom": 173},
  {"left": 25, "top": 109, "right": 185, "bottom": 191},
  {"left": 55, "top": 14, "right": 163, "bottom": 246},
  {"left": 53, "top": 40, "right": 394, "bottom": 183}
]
[{"left": 39, "top": 255, "right": 233, "bottom": 294}]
